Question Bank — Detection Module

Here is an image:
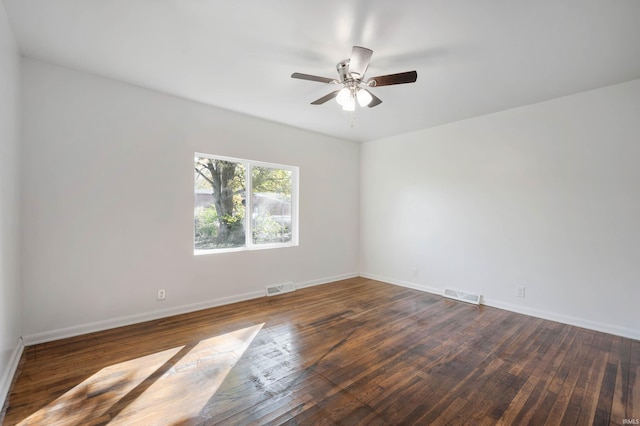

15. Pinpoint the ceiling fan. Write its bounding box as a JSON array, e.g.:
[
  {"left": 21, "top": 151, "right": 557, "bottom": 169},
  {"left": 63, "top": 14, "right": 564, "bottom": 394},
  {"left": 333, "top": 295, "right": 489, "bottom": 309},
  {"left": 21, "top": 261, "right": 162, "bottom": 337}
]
[{"left": 291, "top": 46, "right": 418, "bottom": 111}]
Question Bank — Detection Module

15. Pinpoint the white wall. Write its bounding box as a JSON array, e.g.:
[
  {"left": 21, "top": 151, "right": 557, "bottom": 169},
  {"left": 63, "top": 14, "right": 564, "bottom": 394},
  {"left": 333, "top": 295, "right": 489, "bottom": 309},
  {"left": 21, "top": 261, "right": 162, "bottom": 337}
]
[
  {"left": 15, "top": 54, "right": 640, "bottom": 346},
  {"left": 0, "top": 0, "right": 22, "bottom": 406},
  {"left": 20, "top": 58, "right": 360, "bottom": 342},
  {"left": 360, "top": 80, "right": 640, "bottom": 340}
]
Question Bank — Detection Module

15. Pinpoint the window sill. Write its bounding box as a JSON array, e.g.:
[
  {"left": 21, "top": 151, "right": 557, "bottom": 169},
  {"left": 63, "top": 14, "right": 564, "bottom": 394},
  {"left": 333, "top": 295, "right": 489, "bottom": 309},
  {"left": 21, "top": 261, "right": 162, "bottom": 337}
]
[{"left": 194, "top": 242, "right": 298, "bottom": 256}]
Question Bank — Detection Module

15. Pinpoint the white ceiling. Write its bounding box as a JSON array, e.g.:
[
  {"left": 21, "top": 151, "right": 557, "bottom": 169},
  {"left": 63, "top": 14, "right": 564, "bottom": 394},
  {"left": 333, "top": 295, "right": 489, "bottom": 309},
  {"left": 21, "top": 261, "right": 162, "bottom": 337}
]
[{"left": 4, "top": 0, "right": 640, "bottom": 142}]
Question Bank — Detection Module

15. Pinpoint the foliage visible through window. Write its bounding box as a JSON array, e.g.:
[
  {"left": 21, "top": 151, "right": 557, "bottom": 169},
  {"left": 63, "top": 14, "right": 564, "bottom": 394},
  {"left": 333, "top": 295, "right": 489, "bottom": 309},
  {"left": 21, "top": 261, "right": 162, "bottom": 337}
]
[{"left": 194, "top": 154, "right": 297, "bottom": 252}]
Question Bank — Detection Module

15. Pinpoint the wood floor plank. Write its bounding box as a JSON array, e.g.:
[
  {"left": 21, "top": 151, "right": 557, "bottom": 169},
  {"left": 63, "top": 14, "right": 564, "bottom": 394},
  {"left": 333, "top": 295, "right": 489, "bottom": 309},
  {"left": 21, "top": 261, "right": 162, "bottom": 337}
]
[
  {"left": 575, "top": 332, "right": 614, "bottom": 425},
  {"left": 545, "top": 329, "right": 595, "bottom": 425},
  {"left": 609, "top": 336, "right": 631, "bottom": 425},
  {"left": 3, "top": 278, "right": 638, "bottom": 425},
  {"left": 630, "top": 339, "right": 640, "bottom": 422}
]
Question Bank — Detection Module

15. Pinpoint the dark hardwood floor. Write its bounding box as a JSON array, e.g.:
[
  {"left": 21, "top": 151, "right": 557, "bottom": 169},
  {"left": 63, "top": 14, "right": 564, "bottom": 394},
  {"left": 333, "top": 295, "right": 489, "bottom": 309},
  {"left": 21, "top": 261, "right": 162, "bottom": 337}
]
[{"left": 2, "top": 278, "right": 638, "bottom": 425}]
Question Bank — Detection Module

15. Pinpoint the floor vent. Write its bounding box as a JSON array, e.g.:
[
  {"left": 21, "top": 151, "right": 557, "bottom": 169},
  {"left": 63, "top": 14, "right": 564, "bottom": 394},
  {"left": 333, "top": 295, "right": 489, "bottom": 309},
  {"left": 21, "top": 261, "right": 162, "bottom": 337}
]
[
  {"left": 443, "top": 288, "right": 481, "bottom": 305},
  {"left": 265, "top": 282, "right": 296, "bottom": 297}
]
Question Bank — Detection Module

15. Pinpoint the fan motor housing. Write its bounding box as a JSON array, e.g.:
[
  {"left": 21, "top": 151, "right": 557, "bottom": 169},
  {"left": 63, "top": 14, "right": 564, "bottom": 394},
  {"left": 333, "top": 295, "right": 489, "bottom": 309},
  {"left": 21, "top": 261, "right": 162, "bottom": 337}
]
[{"left": 336, "top": 60, "right": 351, "bottom": 82}]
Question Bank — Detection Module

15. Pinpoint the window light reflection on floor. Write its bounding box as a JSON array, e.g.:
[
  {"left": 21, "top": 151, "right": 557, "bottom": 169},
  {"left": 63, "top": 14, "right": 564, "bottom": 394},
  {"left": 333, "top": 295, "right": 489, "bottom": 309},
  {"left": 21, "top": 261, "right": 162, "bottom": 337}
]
[{"left": 20, "top": 324, "right": 264, "bottom": 425}]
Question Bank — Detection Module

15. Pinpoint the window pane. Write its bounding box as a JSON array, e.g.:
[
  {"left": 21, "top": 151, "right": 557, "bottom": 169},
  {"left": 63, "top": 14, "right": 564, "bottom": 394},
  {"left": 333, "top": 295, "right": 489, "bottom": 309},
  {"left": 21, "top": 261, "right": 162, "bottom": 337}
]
[
  {"left": 194, "top": 157, "right": 246, "bottom": 250},
  {"left": 251, "top": 166, "right": 292, "bottom": 245}
]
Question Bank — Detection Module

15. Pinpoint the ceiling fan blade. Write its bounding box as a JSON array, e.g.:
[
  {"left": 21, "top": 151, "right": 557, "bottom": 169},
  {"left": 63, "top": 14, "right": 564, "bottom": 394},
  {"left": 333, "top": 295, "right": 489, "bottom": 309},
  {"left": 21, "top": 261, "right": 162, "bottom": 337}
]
[
  {"left": 310, "top": 90, "right": 340, "bottom": 105},
  {"left": 291, "top": 72, "right": 336, "bottom": 84},
  {"left": 364, "top": 89, "right": 383, "bottom": 108},
  {"left": 367, "top": 71, "right": 418, "bottom": 87},
  {"left": 349, "top": 46, "right": 373, "bottom": 79}
]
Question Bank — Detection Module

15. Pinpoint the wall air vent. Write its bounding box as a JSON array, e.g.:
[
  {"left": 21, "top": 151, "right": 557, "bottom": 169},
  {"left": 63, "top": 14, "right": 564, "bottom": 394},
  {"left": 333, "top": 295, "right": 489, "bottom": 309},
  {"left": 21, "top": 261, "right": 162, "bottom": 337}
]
[
  {"left": 443, "top": 288, "right": 481, "bottom": 305},
  {"left": 265, "top": 282, "right": 296, "bottom": 297}
]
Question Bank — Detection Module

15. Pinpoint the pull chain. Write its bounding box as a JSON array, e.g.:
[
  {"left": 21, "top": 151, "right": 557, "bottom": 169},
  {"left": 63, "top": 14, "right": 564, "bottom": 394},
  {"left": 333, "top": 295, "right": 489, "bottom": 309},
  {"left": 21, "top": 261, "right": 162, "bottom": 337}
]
[{"left": 349, "top": 109, "right": 357, "bottom": 128}]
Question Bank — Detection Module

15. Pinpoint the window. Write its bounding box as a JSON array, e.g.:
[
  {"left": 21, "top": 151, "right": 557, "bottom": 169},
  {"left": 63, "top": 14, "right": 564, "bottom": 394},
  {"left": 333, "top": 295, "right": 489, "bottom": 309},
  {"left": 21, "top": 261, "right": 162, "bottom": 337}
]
[{"left": 194, "top": 153, "right": 298, "bottom": 254}]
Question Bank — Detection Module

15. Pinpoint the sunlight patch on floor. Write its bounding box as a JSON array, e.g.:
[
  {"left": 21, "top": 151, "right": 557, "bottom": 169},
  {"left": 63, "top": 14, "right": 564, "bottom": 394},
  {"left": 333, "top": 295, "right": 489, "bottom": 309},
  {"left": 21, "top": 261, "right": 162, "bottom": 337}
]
[{"left": 19, "top": 324, "right": 264, "bottom": 425}]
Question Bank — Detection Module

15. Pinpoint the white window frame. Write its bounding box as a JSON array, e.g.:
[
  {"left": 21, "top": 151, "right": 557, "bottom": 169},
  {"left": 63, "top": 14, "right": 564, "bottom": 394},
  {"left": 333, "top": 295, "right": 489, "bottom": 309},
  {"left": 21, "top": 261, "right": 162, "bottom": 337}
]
[{"left": 194, "top": 152, "right": 299, "bottom": 255}]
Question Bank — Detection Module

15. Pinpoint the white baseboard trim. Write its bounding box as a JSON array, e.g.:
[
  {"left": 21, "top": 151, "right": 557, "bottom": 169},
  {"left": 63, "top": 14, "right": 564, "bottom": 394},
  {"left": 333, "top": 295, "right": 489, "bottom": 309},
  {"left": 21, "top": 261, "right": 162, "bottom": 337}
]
[
  {"left": 482, "top": 298, "right": 640, "bottom": 341},
  {"left": 296, "top": 272, "right": 359, "bottom": 289},
  {"left": 360, "top": 272, "right": 640, "bottom": 341},
  {"left": 22, "top": 272, "right": 360, "bottom": 346},
  {"left": 359, "top": 272, "right": 442, "bottom": 296},
  {"left": 1, "top": 337, "right": 24, "bottom": 411}
]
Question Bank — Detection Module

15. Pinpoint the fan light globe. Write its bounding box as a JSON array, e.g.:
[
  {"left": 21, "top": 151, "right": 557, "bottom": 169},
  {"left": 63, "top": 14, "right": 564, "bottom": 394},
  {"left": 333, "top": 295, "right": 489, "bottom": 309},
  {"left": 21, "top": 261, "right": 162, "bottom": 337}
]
[
  {"left": 356, "top": 88, "right": 373, "bottom": 107},
  {"left": 336, "top": 87, "right": 351, "bottom": 106},
  {"left": 342, "top": 97, "right": 356, "bottom": 111}
]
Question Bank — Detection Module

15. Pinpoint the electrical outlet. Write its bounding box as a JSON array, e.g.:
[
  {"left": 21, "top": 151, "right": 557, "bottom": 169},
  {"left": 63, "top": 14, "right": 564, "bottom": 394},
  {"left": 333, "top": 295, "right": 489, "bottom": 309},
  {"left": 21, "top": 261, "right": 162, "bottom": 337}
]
[
  {"left": 412, "top": 267, "right": 419, "bottom": 277},
  {"left": 157, "top": 289, "right": 166, "bottom": 300},
  {"left": 516, "top": 286, "right": 526, "bottom": 298}
]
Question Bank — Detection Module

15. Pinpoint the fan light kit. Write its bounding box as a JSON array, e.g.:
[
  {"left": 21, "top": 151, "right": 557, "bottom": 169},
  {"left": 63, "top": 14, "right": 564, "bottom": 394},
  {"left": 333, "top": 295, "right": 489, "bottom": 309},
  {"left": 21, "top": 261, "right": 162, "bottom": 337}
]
[{"left": 291, "top": 46, "right": 418, "bottom": 110}]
